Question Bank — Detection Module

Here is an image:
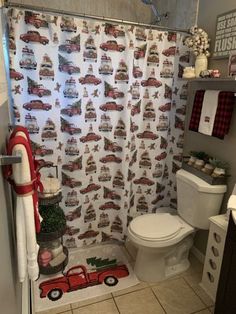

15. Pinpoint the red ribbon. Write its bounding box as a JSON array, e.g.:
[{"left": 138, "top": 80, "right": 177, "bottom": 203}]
[{"left": 3, "top": 127, "right": 42, "bottom": 233}]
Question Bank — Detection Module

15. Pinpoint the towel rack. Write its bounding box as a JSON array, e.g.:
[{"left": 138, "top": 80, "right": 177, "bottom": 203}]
[{"left": 0, "top": 155, "right": 22, "bottom": 166}]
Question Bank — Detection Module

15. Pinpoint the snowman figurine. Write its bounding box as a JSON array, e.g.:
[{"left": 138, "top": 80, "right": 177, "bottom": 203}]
[
  {"left": 84, "top": 144, "right": 90, "bottom": 154},
  {"left": 129, "top": 39, "right": 134, "bottom": 49},
  {"left": 53, "top": 32, "right": 59, "bottom": 44},
  {"left": 55, "top": 98, "right": 60, "bottom": 108},
  {"left": 83, "top": 87, "right": 88, "bottom": 98},
  {"left": 127, "top": 100, "right": 132, "bottom": 109},
  {"left": 144, "top": 88, "right": 149, "bottom": 99}
]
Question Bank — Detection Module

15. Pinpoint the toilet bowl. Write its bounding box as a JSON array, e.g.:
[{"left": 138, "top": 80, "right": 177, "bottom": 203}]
[
  {"left": 128, "top": 169, "right": 227, "bottom": 282},
  {"left": 128, "top": 211, "right": 195, "bottom": 282}
]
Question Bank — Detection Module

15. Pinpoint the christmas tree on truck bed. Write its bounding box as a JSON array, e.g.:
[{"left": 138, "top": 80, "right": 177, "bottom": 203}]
[{"left": 87, "top": 257, "right": 117, "bottom": 269}]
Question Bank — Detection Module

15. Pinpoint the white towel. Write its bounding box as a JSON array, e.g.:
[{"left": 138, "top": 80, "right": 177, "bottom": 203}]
[
  {"left": 13, "top": 138, "right": 39, "bottom": 282},
  {"left": 198, "top": 90, "right": 220, "bottom": 136}
]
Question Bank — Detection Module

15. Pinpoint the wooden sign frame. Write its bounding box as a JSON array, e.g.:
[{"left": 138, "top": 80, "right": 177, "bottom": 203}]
[{"left": 213, "top": 9, "right": 236, "bottom": 59}]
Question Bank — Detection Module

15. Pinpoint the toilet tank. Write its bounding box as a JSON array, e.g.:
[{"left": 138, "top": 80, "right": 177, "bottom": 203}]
[{"left": 176, "top": 169, "right": 227, "bottom": 230}]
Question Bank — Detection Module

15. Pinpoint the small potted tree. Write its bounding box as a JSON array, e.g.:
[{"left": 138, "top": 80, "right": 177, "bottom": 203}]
[
  {"left": 37, "top": 204, "right": 68, "bottom": 275},
  {"left": 189, "top": 151, "right": 209, "bottom": 170},
  {"left": 209, "top": 158, "right": 229, "bottom": 178},
  {"left": 188, "top": 151, "right": 198, "bottom": 166}
]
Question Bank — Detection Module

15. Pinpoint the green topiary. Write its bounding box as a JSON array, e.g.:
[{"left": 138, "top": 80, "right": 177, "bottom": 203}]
[
  {"left": 39, "top": 204, "right": 66, "bottom": 233},
  {"left": 209, "top": 158, "right": 230, "bottom": 172},
  {"left": 190, "top": 151, "right": 210, "bottom": 161}
]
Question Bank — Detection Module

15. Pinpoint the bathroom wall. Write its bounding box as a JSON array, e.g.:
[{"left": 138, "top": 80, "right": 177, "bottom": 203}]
[
  {"left": 198, "top": 0, "right": 236, "bottom": 76},
  {"left": 11, "top": 0, "right": 198, "bottom": 30},
  {"left": 183, "top": 0, "right": 236, "bottom": 254}
]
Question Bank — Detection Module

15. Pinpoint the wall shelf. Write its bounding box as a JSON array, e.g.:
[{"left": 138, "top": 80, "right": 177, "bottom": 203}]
[{"left": 178, "top": 77, "right": 236, "bottom": 82}]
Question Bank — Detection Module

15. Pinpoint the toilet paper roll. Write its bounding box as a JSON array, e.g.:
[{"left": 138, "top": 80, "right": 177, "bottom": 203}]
[
  {"left": 227, "top": 195, "right": 236, "bottom": 210},
  {"left": 227, "top": 195, "right": 236, "bottom": 220}
]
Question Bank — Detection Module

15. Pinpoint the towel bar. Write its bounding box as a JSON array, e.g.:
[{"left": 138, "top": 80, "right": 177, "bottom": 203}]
[{"left": 0, "top": 155, "right": 22, "bottom": 166}]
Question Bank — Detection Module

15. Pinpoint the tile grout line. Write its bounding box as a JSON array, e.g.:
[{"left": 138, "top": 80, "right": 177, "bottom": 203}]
[
  {"left": 150, "top": 286, "right": 167, "bottom": 314},
  {"left": 182, "top": 276, "right": 212, "bottom": 309},
  {"left": 112, "top": 295, "right": 121, "bottom": 314},
  {"left": 111, "top": 285, "right": 149, "bottom": 298},
  {"left": 189, "top": 309, "right": 211, "bottom": 314},
  {"left": 207, "top": 306, "right": 214, "bottom": 313},
  {"left": 69, "top": 296, "right": 113, "bottom": 311}
]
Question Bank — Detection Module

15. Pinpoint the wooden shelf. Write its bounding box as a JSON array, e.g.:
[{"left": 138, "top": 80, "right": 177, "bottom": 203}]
[{"left": 178, "top": 77, "right": 236, "bottom": 82}]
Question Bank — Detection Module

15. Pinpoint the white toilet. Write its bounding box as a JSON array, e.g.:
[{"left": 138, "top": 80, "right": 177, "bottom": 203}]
[{"left": 128, "top": 169, "right": 227, "bottom": 282}]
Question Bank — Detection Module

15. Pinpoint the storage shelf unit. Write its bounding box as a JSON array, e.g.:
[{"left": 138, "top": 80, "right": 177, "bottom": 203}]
[
  {"left": 200, "top": 214, "right": 228, "bottom": 301},
  {"left": 178, "top": 77, "right": 236, "bottom": 82}
]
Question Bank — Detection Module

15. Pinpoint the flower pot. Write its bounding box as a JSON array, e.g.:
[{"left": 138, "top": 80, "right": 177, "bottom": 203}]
[
  {"left": 37, "top": 225, "right": 66, "bottom": 242},
  {"left": 194, "top": 159, "right": 205, "bottom": 170},
  {"left": 212, "top": 167, "right": 226, "bottom": 177},
  {"left": 183, "top": 67, "right": 196, "bottom": 79},
  {"left": 195, "top": 54, "right": 208, "bottom": 77},
  {"left": 188, "top": 156, "right": 197, "bottom": 166},
  {"left": 202, "top": 163, "right": 214, "bottom": 175}
]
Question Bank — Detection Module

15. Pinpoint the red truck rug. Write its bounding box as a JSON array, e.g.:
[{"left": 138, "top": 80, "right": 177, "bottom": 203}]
[{"left": 33, "top": 243, "right": 139, "bottom": 312}]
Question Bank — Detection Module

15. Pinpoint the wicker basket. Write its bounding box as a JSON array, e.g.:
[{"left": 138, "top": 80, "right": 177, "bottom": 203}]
[
  {"left": 38, "top": 191, "right": 62, "bottom": 206},
  {"left": 182, "top": 158, "right": 228, "bottom": 185}
]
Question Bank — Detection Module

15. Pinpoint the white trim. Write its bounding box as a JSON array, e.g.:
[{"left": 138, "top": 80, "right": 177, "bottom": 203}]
[
  {"left": 195, "top": 0, "right": 200, "bottom": 26},
  {"left": 190, "top": 245, "right": 205, "bottom": 264},
  {"left": 22, "top": 278, "right": 30, "bottom": 314},
  {"left": 199, "top": 282, "right": 215, "bottom": 301}
]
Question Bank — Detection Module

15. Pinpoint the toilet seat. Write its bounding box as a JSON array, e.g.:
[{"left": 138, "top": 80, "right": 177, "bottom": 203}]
[
  {"left": 129, "top": 213, "right": 183, "bottom": 242},
  {"left": 128, "top": 211, "right": 195, "bottom": 248}
]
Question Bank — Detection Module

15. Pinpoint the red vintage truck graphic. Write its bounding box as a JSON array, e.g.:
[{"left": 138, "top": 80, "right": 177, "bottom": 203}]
[{"left": 39, "top": 264, "right": 129, "bottom": 301}]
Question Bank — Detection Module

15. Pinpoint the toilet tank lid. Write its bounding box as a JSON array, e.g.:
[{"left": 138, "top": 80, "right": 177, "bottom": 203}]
[{"left": 176, "top": 169, "right": 227, "bottom": 194}]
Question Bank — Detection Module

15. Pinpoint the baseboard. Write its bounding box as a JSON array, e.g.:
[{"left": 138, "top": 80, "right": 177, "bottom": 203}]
[
  {"left": 22, "top": 278, "right": 30, "bottom": 314},
  {"left": 190, "top": 245, "right": 205, "bottom": 264}
]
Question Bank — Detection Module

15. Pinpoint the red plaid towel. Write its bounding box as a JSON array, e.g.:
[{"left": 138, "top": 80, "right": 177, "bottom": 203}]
[{"left": 189, "top": 90, "right": 235, "bottom": 139}]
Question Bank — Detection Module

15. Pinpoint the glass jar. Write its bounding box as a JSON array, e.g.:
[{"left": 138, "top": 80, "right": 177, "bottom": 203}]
[{"left": 195, "top": 54, "right": 208, "bottom": 77}]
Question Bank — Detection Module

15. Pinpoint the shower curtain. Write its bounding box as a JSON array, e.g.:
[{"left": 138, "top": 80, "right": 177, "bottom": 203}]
[{"left": 7, "top": 8, "right": 189, "bottom": 248}]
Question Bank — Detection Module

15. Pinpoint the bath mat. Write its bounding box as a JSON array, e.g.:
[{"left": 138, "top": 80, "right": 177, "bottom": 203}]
[{"left": 33, "top": 244, "right": 139, "bottom": 312}]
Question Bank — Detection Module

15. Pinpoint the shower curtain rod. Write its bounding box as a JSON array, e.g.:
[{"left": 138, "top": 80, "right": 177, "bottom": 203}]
[{"left": 4, "top": 1, "right": 191, "bottom": 34}]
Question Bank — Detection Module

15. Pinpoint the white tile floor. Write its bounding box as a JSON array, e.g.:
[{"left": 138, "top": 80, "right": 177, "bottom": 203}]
[{"left": 36, "top": 246, "right": 215, "bottom": 314}]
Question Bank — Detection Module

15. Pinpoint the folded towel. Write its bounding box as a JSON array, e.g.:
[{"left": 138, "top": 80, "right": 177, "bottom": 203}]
[
  {"left": 212, "top": 91, "right": 235, "bottom": 139},
  {"left": 189, "top": 90, "right": 205, "bottom": 131},
  {"left": 189, "top": 90, "right": 235, "bottom": 139},
  {"left": 198, "top": 90, "right": 220, "bottom": 135}
]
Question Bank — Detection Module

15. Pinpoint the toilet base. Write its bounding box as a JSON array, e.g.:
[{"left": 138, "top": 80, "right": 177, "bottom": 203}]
[{"left": 134, "top": 235, "right": 193, "bottom": 282}]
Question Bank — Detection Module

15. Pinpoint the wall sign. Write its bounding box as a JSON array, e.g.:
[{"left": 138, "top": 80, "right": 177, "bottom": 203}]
[{"left": 213, "top": 9, "right": 236, "bottom": 58}]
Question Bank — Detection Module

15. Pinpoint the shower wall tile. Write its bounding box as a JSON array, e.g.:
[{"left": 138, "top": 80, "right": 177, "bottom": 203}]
[
  {"left": 11, "top": 0, "right": 153, "bottom": 23},
  {"left": 11, "top": 0, "right": 198, "bottom": 28},
  {"left": 153, "top": 0, "right": 198, "bottom": 29}
]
